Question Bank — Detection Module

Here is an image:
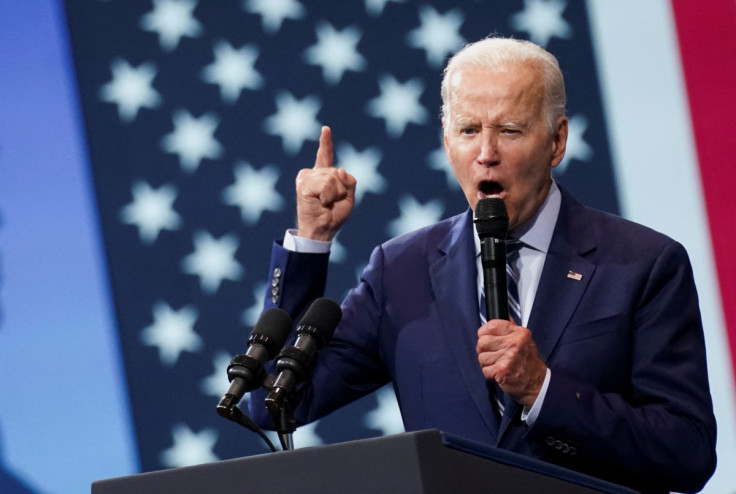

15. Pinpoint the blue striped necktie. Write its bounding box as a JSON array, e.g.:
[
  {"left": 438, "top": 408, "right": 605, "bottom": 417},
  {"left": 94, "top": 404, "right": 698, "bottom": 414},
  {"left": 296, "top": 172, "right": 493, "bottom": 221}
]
[
  {"left": 479, "top": 238, "right": 523, "bottom": 416},
  {"left": 505, "top": 238, "right": 523, "bottom": 325}
]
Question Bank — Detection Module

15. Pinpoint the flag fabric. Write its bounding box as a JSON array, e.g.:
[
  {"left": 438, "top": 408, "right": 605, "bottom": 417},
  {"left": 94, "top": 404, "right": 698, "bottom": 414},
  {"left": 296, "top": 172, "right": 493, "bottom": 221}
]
[
  {"left": 2, "top": 0, "right": 733, "bottom": 492},
  {"left": 64, "top": 0, "right": 625, "bottom": 470}
]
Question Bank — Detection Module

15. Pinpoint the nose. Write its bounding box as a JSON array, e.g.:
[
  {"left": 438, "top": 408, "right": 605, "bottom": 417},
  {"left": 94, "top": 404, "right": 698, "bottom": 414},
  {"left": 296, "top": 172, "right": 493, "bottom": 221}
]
[{"left": 477, "top": 131, "right": 499, "bottom": 166}]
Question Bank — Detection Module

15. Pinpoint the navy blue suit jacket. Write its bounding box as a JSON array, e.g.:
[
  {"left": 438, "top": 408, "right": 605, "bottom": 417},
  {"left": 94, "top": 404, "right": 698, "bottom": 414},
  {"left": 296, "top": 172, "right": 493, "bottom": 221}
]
[{"left": 253, "top": 187, "right": 716, "bottom": 493}]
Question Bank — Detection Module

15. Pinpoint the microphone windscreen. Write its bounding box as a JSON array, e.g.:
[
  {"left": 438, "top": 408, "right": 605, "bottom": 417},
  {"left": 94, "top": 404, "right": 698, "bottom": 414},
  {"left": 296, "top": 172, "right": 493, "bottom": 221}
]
[
  {"left": 250, "top": 307, "right": 292, "bottom": 357},
  {"left": 298, "top": 298, "right": 343, "bottom": 342},
  {"left": 474, "top": 197, "right": 509, "bottom": 237}
]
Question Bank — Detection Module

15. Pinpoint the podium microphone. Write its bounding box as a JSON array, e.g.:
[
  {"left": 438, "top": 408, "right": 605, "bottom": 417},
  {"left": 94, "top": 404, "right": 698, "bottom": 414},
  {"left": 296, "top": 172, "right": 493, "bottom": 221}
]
[
  {"left": 474, "top": 197, "right": 510, "bottom": 320},
  {"left": 265, "top": 298, "right": 342, "bottom": 449},
  {"left": 217, "top": 307, "right": 292, "bottom": 439}
]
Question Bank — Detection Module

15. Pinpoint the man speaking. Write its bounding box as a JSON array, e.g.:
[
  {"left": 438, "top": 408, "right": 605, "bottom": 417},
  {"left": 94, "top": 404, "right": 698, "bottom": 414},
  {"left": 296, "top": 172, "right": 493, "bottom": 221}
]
[{"left": 250, "top": 37, "right": 716, "bottom": 493}]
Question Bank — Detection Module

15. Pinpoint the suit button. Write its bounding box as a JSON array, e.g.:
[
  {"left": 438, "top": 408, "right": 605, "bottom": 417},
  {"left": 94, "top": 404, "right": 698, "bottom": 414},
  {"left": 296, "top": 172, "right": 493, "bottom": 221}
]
[
  {"left": 569, "top": 446, "right": 577, "bottom": 456},
  {"left": 546, "top": 437, "right": 556, "bottom": 446},
  {"left": 555, "top": 440, "right": 564, "bottom": 450},
  {"left": 271, "top": 267, "right": 282, "bottom": 303}
]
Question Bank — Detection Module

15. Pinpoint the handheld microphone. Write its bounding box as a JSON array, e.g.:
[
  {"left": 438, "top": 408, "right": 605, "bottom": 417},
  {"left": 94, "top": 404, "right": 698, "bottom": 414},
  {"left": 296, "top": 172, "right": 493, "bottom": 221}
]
[
  {"left": 265, "top": 298, "right": 342, "bottom": 413},
  {"left": 474, "top": 197, "right": 510, "bottom": 320},
  {"left": 217, "top": 307, "right": 292, "bottom": 414}
]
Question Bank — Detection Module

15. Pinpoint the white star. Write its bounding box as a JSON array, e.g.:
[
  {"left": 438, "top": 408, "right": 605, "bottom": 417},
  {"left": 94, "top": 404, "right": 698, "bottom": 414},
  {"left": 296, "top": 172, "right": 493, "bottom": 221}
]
[
  {"left": 329, "top": 235, "right": 347, "bottom": 264},
  {"left": 242, "top": 281, "right": 267, "bottom": 327},
  {"left": 556, "top": 113, "right": 593, "bottom": 174},
  {"left": 202, "top": 41, "right": 264, "bottom": 104},
  {"left": 364, "top": 386, "right": 404, "bottom": 435},
  {"left": 406, "top": 5, "right": 465, "bottom": 68},
  {"left": 510, "top": 0, "right": 572, "bottom": 48},
  {"left": 364, "top": 0, "right": 406, "bottom": 17},
  {"left": 181, "top": 231, "right": 244, "bottom": 294},
  {"left": 140, "top": 0, "right": 202, "bottom": 52},
  {"left": 140, "top": 302, "right": 202, "bottom": 366},
  {"left": 427, "top": 145, "right": 460, "bottom": 190},
  {"left": 367, "top": 75, "right": 428, "bottom": 138},
  {"left": 387, "top": 195, "right": 444, "bottom": 237},
  {"left": 120, "top": 181, "right": 182, "bottom": 244},
  {"left": 221, "top": 162, "right": 285, "bottom": 225},
  {"left": 161, "top": 110, "right": 224, "bottom": 173},
  {"left": 99, "top": 59, "right": 161, "bottom": 122},
  {"left": 200, "top": 350, "right": 233, "bottom": 397},
  {"left": 243, "top": 0, "right": 305, "bottom": 35},
  {"left": 303, "top": 22, "right": 366, "bottom": 86},
  {"left": 293, "top": 421, "right": 324, "bottom": 448},
  {"left": 263, "top": 92, "right": 321, "bottom": 155},
  {"left": 336, "top": 143, "right": 385, "bottom": 204},
  {"left": 160, "top": 424, "right": 219, "bottom": 468}
]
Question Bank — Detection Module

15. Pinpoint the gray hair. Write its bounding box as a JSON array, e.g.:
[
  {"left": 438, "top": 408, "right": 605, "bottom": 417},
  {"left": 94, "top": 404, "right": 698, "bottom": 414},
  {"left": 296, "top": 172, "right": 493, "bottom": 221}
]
[{"left": 440, "top": 37, "right": 566, "bottom": 131}]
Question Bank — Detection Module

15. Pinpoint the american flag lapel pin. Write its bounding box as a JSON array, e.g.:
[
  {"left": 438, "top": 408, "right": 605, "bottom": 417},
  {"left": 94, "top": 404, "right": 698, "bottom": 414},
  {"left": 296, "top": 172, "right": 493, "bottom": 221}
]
[{"left": 567, "top": 270, "right": 583, "bottom": 281}]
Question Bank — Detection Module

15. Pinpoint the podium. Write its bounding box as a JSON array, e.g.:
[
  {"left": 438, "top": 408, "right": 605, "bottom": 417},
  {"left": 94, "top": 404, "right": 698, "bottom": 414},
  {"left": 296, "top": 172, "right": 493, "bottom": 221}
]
[{"left": 92, "top": 430, "right": 638, "bottom": 493}]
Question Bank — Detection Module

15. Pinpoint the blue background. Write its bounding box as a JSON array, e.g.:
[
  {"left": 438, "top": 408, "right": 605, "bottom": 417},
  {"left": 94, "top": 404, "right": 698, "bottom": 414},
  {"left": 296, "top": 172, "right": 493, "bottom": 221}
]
[{"left": 0, "top": 2, "right": 138, "bottom": 493}]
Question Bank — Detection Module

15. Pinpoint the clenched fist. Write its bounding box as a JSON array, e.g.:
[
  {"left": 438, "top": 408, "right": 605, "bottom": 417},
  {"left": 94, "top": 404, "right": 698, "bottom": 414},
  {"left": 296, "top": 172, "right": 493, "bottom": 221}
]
[
  {"left": 296, "top": 126, "right": 357, "bottom": 241},
  {"left": 476, "top": 318, "right": 547, "bottom": 408}
]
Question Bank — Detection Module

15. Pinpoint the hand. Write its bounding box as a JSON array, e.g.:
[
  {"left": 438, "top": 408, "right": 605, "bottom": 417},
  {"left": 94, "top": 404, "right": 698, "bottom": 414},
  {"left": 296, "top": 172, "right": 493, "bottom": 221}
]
[
  {"left": 476, "top": 319, "right": 547, "bottom": 408},
  {"left": 295, "top": 126, "right": 357, "bottom": 241}
]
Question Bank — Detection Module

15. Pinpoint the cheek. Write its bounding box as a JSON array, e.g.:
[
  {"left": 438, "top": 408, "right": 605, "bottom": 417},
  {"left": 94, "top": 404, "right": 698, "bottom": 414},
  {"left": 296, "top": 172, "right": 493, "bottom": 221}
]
[{"left": 452, "top": 163, "right": 474, "bottom": 190}]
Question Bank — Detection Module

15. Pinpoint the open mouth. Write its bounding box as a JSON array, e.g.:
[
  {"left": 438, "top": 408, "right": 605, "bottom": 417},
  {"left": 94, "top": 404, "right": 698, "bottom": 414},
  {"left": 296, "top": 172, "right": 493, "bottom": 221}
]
[{"left": 479, "top": 180, "right": 503, "bottom": 197}]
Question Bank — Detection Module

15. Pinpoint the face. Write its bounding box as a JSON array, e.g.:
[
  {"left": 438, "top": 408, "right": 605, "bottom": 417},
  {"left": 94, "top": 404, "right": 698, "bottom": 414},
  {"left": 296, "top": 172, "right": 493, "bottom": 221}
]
[{"left": 443, "top": 64, "right": 568, "bottom": 231}]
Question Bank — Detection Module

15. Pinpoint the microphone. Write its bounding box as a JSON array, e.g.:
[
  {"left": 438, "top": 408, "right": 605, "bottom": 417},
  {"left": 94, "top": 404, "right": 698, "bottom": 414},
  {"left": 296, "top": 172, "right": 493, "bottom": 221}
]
[
  {"left": 265, "top": 298, "right": 342, "bottom": 415},
  {"left": 217, "top": 307, "right": 292, "bottom": 414},
  {"left": 474, "top": 197, "right": 510, "bottom": 321}
]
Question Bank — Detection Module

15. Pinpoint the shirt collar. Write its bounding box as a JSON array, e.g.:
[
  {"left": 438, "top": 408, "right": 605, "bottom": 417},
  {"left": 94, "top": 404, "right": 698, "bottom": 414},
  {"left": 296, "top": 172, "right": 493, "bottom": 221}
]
[{"left": 473, "top": 180, "right": 561, "bottom": 256}]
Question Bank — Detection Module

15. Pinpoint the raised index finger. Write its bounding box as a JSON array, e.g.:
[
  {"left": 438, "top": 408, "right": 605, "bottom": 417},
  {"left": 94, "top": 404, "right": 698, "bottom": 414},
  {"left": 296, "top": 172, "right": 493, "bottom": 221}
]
[{"left": 314, "top": 126, "right": 334, "bottom": 169}]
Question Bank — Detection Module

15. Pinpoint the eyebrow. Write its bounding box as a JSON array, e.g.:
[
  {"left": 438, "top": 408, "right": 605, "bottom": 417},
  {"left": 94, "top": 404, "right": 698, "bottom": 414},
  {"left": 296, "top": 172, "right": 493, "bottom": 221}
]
[
  {"left": 451, "top": 119, "right": 529, "bottom": 129},
  {"left": 496, "top": 121, "right": 528, "bottom": 129}
]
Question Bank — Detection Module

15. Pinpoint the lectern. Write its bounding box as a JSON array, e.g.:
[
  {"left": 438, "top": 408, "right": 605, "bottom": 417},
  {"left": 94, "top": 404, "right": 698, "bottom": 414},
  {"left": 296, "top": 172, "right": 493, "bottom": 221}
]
[{"left": 92, "top": 429, "right": 638, "bottom": 493}]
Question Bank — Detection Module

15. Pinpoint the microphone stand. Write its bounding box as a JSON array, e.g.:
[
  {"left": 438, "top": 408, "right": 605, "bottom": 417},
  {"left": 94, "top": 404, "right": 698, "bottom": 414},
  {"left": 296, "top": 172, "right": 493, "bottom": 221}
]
[{"left": 264, "top": 375, "right": 297, "bottom": 451}]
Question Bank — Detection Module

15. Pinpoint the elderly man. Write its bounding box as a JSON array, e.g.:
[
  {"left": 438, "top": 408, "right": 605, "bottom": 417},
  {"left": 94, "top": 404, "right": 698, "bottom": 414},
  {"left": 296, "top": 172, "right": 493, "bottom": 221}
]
[{"left": 252, "top": 37, "right": 716, "bottom": 493}]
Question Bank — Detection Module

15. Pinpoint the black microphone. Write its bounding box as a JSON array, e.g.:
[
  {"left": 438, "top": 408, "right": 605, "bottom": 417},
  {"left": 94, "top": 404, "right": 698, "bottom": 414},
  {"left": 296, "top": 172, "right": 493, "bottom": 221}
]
[
  {"left": 265, "top": 298, "right": 342, "bottom": 413},
  {"left": 217, "top": 307, "right": 292, "bottom": 413},
  {"left": 474, "top": 197, "right": 510, "bottom": 321}
]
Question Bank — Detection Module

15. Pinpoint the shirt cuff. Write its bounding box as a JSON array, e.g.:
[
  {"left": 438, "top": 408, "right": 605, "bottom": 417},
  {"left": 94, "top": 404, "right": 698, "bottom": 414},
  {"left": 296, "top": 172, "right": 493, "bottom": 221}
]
[
  {"left": 521, "top": 368, "right": 551, "bottom": 426},
  {"left": 283, "top": 229, "right": 332, "bottom": 254}
]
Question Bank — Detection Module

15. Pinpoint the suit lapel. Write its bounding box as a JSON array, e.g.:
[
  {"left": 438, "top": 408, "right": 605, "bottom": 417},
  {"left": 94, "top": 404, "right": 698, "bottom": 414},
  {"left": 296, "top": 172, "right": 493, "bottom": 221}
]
[
  {"left": 429, "top": 210, "right": 501, "bottom": 438},
  {"left": 527, "top": 190, "right": 597, "bottom": 361},
  {"left": 498, "top": 189, "right": 596, "bottom": 441}
]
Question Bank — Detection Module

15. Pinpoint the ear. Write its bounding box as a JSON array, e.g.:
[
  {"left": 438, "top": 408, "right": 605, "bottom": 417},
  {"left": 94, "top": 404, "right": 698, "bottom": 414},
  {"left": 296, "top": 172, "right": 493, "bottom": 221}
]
[
  {"left": 442, "top": 120, "right": 451, "bottom": 160},
  {"left": 549, "top": 116, "right": 568, "bottom": 169}
]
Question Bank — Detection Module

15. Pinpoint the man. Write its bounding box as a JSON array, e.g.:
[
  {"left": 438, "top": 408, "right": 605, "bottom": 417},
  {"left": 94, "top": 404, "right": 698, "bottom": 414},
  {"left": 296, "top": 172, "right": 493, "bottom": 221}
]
[{"left": 251, "top": 37, "right": 716, "bottom": 493}]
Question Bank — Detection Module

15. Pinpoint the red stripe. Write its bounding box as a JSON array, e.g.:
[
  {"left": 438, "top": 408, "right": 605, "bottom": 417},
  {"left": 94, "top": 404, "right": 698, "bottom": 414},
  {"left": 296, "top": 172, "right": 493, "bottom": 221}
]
[{"left": 671, "top": 0, "right": 736, "bottom": 387}]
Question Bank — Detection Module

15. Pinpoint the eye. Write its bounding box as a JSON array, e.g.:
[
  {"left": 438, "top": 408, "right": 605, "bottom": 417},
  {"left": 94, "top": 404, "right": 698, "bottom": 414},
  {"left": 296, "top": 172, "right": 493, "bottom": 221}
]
[{"left": 461, "top": 127, "right": 477, "bottom": 136}]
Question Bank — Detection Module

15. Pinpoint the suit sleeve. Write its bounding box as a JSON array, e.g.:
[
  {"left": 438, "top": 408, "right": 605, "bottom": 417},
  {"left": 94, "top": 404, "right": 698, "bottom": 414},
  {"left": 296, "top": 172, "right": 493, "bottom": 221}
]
[
  {"left": 248, "top": 240, "right": 330, "bottom": 427},
  {"left": 249, "top": 240, "right": 390, "bottom": 428},
  {"left": 526, "top": 241, "right": 717, "bottom": 493}
]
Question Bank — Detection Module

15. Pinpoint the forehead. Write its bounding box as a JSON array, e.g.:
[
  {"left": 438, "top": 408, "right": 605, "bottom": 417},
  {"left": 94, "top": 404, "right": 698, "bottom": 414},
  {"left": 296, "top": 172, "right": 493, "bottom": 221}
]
[{"left": 446, "top": 64, "right": 544, "bottom": 120}]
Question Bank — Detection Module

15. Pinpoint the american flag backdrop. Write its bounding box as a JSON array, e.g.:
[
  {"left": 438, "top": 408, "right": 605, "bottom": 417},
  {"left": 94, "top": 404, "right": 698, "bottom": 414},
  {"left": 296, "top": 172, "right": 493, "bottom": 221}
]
[
  {"left": 0, "top": 1, "right": 734, "bottom": 493},
  {"left": 65, "top": 0, "right": 622, "bottom": 470}
]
